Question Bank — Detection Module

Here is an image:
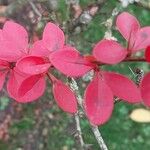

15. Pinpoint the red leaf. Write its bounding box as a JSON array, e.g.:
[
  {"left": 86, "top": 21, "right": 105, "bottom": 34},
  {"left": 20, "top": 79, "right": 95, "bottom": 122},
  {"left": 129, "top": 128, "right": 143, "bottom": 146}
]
[
  {"left": 16, "top": 56, "right": 51, "bottom": 75},
  {"left": 102, "top": 72, "right": 142, "bottom": 103},
  {"left": 18, "top": 75, "right": 43, "bottom": 97},
  {"left": 50, "top": 48, "right": 93, "bottom": 77},
  {"left": 93, "top": 40, "right": 127, "bottom": 64},
  {"left": 0, "top": 59, "right": 9, "bottom": 69},
  {"left": 3, "top": 21, "right": 28, "bottom": 51},
  {"left": 84, "top": 72, "right": 114, "bottom": 125},
  {"left": 7, "top": 70, "right": 45, "bottom": 103},
  {"left": 53, "top": 80, "right": 77, "bottom": 113},
  {"left": 0, "top": 21, "right": 29, "bottom": 61},
  {"left": 145, "top": 46, "right": 150, "bottom": 62},
  {"left": 31, "top": 40, "right": 50, "bottom": 57},
  {"left": 116, "top": 12, "right": 140, "bottom": 47},
  {"left": 140, "top": 73, "right": 150, "bottom": 107},
  {"left": 133, "top": 27, "right": 150, "bottom": 51},
  {"left": 0, "top": 40, "right": 28, "bottom": 62},
  {"left": 43, "top": 22, "right": 65, "bottom": 51}
]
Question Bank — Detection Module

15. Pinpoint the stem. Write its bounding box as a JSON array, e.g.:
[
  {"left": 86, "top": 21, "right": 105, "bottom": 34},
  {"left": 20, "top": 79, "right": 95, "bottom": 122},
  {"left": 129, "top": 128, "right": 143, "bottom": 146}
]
[
  {"left": 91, "top": 125, "right": 108, "bottom": 150},
  {"left": 70, "top": 78, "right": 108, "bottom": 150},
  {"left": 74, "top": 112, "right": 85, "bottom": 149},
  {"left": 124, "top": 57, "right": 146, "bottom": 62},
  {"left": 27, "top": 0, "right": 42, "bottom": 18},
  {"left": 69, "top": 79, "right": 85, "bottom": 149}
]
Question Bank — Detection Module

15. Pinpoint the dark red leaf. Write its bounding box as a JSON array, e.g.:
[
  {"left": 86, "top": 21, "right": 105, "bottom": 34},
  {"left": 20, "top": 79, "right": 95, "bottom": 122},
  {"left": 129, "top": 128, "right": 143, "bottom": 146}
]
[
  {"left": 50, "top": 47, "right": 93, "bottom": 77},
  {"left": 84, "top": 72, "right": 114, "bottom": 125},
  {"left": 93, "top": 40, "right": 127, "bottom": 64},
  {"left": 145, "top": 46, "right": 150, "bottom": 62},
  {"left": 102, "top": 72, "right": 142, "bottom": 103},
  {"left": 140, "top": 73, "right": 150, "bottom": 107},
  {"left": 53, "top": 80, "right": 77, "bottom": 113}
]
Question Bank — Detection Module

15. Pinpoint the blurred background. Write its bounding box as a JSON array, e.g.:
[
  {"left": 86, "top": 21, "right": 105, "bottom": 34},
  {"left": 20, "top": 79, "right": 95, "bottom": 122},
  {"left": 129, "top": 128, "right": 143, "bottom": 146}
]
[{"left": 0, "top": 0, "right": 150, "bottom": 150}]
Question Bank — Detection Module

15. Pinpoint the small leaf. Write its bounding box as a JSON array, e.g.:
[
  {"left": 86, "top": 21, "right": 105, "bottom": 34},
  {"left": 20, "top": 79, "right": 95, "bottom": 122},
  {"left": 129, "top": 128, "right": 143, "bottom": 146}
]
[
  {"left": 53, "top": 80, "right": 77, "bottom": 113},
  {"left": 43, "top": 22, "right": 65, "bottom": 51},
  {"left": 102, "top": 72, "right": 142, "bottom": 103},
  {"left": 18, "top": 75, "right": 42, "bottom": 97},
  {"left": 7, "top": 70, "right": 46, "bottom": 103},
  {"left": 93, "top": 40, "right": 127, "bottom": 64},
  {"left": 140, "top": 73, "right": 150, "bottom": 107},
  {"left": 50, "top": 47, "right": 93, "bottom": 77},
  {"left": 133, "top": 27, "right": 150, "bottom": 51},
  {"left": 116, "top": 12, "right": 140, "bottom": 46},
  {"left": 16, "top": 56, "right": 51, "bottom": 75},
  {"left": 84, "top": 72, "right": 114, "bottom": 125},
  {"left": 31, "top": 40, "right": 50, "bottom": 57}
]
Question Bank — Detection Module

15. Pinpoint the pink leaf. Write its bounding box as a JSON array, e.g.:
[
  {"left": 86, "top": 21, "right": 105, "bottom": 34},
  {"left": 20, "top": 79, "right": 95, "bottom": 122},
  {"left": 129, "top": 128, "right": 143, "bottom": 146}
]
[
  {"left": 84, "top": 72, "right": 114, "bottom": 125},
  {"left": 93, "top": 40, "right": 127, "bottom": 64},
  {"left": 53, "top": 80, "right": 77, "bottom": 113},
  {"left": 3, "top": 21, "right": 28, "bottom": 53},
  {"left": 116, "top": 12, "right": 140, "bottom": 47},
  {"left": 0, "top": 29, "right": 2, "bottom": 40},
  {"left": 7, "top": 70, "right": 45, "bottom": 103},
  {"left": 132, "top": 27, "right": 150, "bottom": 51},
  {"left": 50, "top": 48, "right": 93, "bottom": 77},
  {"left": 140, "top": 73, "right": 150, "bottom": 107},
  {"left": 145, "top": 46, "right": 150, "bottom": 62},
  {"left": 0, "top": 71, "right": 7, "bottom": 91},
  {"left": 18, "top": 75, "right": 43, "bottom": 97},
  {"left": 102, "top": 72, "right": 142, "bottom": 103},
  {"left": 0, "top": 59, "right": 9, "bottom": 69},
  {"left": 16, "top": 56, "right": 51, "bottom": 75},
  {"left": 31, "top": 40, "right": 50, "bottom": 57},
  {"left": 0, "top": 40, "right": 27, "bottom": 62},
  {"left": 43, "top": 22, "right": 65, "bottom": 52}
]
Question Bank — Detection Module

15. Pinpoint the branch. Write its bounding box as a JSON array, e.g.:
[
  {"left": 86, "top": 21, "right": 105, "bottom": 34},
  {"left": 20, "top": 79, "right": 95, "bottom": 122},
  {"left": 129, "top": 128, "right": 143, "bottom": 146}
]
[
  {"left": 74, "top": 112, "right": 85, "bottom": 149},
  {"left": 91, "top": 126, "right": 108, "bottom": 150},
  {"left": 69, "top": 79, "right": 85, "bottom": 149},
  {"left": 70, "top": 78, "right": 108, "bottom": 150},
  {"left": 27, "top": 0, "right": 42, "bottom": 19}
]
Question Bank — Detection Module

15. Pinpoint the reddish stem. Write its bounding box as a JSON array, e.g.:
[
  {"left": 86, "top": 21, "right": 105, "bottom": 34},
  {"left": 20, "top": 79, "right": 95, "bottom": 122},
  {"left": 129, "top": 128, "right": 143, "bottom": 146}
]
[
  {"left": 46, "top": 73, "right": 57, "bottom": 83},
  {"left": 124, "top": 57, "right": 146, "bottom": 62}
]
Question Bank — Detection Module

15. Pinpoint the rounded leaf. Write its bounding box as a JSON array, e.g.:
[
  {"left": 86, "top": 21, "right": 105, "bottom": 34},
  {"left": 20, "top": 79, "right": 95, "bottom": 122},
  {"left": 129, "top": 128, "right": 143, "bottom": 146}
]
[
  {"left": 0, "top": 40, "right": 27, "bottom": 62},
  {"left": 0, "top": 59, "right": 9, "bottom": 69},
  {"left": 18, "top": 74, "right": 43, "bottom": 97},
  {"left": 103, "top": 72, "right": 142, "bottom": 103},
  {"left": 31, "top": 40, "right": 50, "bottom": 57},
  {"left": 53, "top": 80, "right": 77, "bottom": 113},
  {"left": 116, "top": 12, "right": 140, "bottom": 45},
  {"left": 140, "top": 73, "right": 150, "bottom": 107},
  {"left": 93, "top": 40, "right": 127, "bottom": 64},
  {"left": 16, "top": 56, "right": 51, "bottom": 75},
  {"left": 50, "top": 48, "right": 93, "bottom": 77},
  {"left": 133, "top": 27, "right": 150, "bottom": 51},
  {"left": 3, "top": 21, "right": 28, "bottom": 50},
  {"left": 84, "top": 72, "right": 114, "bottom": 125},
  {"left": 7, "top": 70, "right": 45, "bottom": 103},
  {"left": 43, "top": 22, "right": 65, "bottom": 51}
]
